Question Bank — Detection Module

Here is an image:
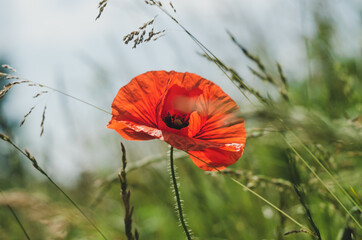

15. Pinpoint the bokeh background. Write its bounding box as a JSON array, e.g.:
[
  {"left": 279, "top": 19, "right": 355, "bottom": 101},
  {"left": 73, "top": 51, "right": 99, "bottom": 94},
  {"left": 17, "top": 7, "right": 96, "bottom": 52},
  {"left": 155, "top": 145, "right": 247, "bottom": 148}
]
[{"left": 0, "top": 0, "right": 361, "bottom": 239}]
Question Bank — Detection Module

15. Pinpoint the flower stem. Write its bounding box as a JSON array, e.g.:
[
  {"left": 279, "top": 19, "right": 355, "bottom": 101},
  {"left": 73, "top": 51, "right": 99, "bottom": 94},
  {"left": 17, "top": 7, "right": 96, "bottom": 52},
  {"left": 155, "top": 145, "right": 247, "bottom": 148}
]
[{"left": 169, "top": 147, "right": 192, "bottom": 240}]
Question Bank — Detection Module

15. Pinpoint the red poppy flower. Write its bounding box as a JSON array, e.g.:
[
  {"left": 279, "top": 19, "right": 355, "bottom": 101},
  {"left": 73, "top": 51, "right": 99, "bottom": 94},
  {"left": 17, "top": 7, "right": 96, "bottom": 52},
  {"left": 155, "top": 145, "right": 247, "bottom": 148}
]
[{"left": 108, "top": 71, "right": 246, "bottom": 171}]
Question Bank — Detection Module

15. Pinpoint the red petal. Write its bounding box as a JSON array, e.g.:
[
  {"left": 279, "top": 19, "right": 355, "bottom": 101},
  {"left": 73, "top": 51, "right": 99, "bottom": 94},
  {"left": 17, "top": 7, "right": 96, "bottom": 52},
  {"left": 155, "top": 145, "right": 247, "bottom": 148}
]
[
  {"left": 108, "top": 71, "right": 170, "bottom": 139},
  {"left": 193, "top": 82, "right": 247, "bottom": 152},
  {"left": 162, "top": 130, "right": 226, "bottom": 151},
  {"left": 160, "top": 84, "right": 202, "bottom": 117},
  {"left": 107, "top": 120, "right": 160, "bottom": 141},
  {"left": 188, "top": 147, "right": 244, "bottom": 171},
  {"left": 187, "top": 111, "right": 202, "bottom": 137}
]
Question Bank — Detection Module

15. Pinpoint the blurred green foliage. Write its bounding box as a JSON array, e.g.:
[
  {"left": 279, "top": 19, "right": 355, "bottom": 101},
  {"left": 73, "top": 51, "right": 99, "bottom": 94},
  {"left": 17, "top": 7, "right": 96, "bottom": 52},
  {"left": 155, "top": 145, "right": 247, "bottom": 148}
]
[{"left": 0, "top": 2, "right": 361, "bottom": 240}]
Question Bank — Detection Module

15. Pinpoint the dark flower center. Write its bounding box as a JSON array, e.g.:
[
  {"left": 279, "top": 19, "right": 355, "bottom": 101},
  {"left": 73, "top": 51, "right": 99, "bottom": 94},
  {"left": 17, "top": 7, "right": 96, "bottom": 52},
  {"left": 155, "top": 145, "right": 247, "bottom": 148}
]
[{"left": 163, "top": 112, "right": 189, "bottom": 130}]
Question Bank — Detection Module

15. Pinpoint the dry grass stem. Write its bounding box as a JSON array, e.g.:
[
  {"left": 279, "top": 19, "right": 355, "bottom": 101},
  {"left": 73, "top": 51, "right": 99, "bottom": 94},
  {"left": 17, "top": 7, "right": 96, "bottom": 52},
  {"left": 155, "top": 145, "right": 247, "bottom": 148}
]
[
  {"left": 20, "top": 107, "right": 35, "bottom": 127},
  {"left": 169, "top": 1, "right": 176, "bottom": 12},
  {"left": 40, "top": 106, "right": 47, "bottom": 136},
  {"left": 0, "top": 191, "right": 73, "bottom": 239},
  {"left": 201, "top": 53, "right": 267, "bottom": 103},
  {"left": 0, "top": 72, "right": 7, "bottom": 79},
  {"left": 123, "top": 17, "right": 165, "bottom": 48},
  {"left": 0, "top": 81, "right": 29, "bottom": 99},
  {"left": 222, "top": 168, "right": 293, "bottom": 191},
  {"left": 0, "top": 133, "right": 109, "bottom": 239},
  {"left": 227, "top": 31, "right": 289, "bottom": 101},
  {"left": 1, "top": 64, "right": 17, "bottom": 72},
  {"left": 144, "top": 0, "right": 161, "bottom": 7},
  {"left": 33, "top": 91, "right": 48, "bottom": 99},
  {"left": 96, "top": 0, "right": 108, "bottom": 20},
  {"left": 284, "top": 229, "right": 315, "bottom": 236},
  {"left": 0, "top": 190, "right": 31, "bottom": 240},
  {"left": 119, "top": 143, "right": 139, "bottom": 240}
]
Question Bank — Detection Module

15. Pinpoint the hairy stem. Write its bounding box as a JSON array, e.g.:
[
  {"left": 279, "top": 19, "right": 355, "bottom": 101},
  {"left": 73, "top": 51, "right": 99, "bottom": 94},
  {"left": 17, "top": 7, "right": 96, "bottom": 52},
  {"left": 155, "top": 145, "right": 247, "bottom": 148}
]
[{"left": 170, "top": 147, "right": 192, "bottom": 240}]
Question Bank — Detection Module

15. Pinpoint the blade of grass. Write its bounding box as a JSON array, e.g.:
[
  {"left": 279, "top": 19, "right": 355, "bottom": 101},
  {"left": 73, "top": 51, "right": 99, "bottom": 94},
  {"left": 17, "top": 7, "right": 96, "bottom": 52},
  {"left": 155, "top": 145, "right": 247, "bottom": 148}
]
[
  {"left": 0, "top": 189, "right": 31, "bottom": 240},
  {"left": 30, "top": 80, "right": 111, "bottom": 115},
  {"left": 283, "top": 136, "right": 361, "bottom": 229},
  {"left": 184, "top": 150, "right": 317, "bottom": 238},
  {"left": 91, "top": 154, "right": 166, "bottom": 208},
  {"left": 0, "top": 133, "right": 109, "bottom": 240},
  {"left": 152, "top": 5, "right": 264, "bottom": 105},
  {"left": 290, "top": 130, "right": 362, "bottom": 213},
  {"left": 6, "top": 205, "right": 31, "bottom": 240},
  {"left": 288, "top": 156, "right": 321, "bottom": 239},
  {"left": 4, "top": 74, "right": 111, "bottom": 115}
]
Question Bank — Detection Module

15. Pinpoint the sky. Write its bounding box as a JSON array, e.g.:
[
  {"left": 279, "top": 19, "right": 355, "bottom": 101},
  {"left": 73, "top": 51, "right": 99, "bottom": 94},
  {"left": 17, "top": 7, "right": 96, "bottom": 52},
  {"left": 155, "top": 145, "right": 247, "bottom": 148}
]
[{"left": 0, "top": 0, "right": 360, "bottom": 184}]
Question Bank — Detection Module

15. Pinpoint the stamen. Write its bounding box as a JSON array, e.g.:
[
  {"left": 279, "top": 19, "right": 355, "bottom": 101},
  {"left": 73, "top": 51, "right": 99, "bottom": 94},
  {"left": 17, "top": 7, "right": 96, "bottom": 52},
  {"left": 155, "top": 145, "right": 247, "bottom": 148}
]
[{"left": 163, "top": 113, "right": 189, "bottom": 129}]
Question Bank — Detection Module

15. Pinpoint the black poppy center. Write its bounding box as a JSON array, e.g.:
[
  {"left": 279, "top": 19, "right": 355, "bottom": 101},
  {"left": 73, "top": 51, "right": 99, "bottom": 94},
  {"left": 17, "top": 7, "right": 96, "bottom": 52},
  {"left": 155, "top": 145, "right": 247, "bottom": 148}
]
[{"left": 163, "top": 113, "right": 190, "bottom": 130}]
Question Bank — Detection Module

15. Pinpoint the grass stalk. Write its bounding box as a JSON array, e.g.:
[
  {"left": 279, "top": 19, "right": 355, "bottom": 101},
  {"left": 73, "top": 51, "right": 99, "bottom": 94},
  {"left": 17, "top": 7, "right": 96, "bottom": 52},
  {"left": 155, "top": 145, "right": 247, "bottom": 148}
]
[
  {"left": 283, "top": 137, "right": 361, "bottom": 229},
  {"left": 290, "top": 131, "right": 362, "bottom": 212},
  {"left": 0, "top": 133, "right": 109, "bottom": 240},
  {"left": 153, "top": 5, "right": 261, "bottom": 105},
  {"left": 119, "top": 143, "right": 139, "bottom": 240},
  {"left": 288, "top": 156, "right": 321, "bottom": 239},
  {"left": 91, "top": 154, "right": 166, "bottom": 208},
  {"left": 0, "top": 189, "right": 31, "bottom": 240},
  {"left": 29, "top": 80, "right": 111, "bottom": 115},
  {"left": 185, "top": 151, "right": 317, "bottom": 238},
  {"left": 6, "top": 205, "right": 31, "bottom": 240}
]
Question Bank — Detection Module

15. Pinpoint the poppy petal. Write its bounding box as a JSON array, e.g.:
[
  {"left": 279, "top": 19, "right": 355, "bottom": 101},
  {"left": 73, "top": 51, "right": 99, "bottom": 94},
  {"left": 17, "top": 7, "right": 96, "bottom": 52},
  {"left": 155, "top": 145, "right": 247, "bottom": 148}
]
[
  {"left": 187, "top": 111, "right": 202, "bottom": 138},
  {"left": 162, "top": 130, "right": 225, "bottom": 151},
  {"left": 193, "top": 83, "right": 247, "bottom": 152},
  {"left": 160, "top": 84, "right": 202, "bottom": 117},
  {"left": 188, "top": 147, "right": 244, "bottom": 171},
  {"left": 107, "top": 120, "right": 160, "bottom": 140},
  {"left": 108, "top": 71, "right": 170, "bottom": 139}
]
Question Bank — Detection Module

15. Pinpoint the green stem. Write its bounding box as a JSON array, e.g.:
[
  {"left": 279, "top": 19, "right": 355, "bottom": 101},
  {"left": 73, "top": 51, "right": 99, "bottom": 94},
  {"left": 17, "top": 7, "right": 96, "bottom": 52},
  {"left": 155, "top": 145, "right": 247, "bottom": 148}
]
[
  {"left": 30, "top": 81, "right": 111, "bottom": 115},
  {"left": 170, "top": 147, "right": 192, "bottom": 240},
  {"left": 7, "top": 205, "right": 31, "bottom": 240}
]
